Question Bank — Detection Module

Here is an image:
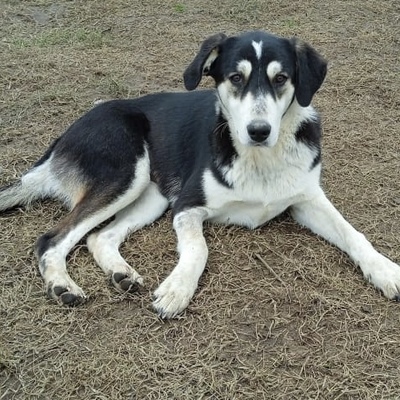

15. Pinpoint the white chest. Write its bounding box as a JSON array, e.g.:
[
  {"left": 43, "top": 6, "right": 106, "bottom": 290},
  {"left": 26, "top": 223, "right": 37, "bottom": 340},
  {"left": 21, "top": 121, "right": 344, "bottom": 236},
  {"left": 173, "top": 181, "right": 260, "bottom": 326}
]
[{"left": 202, "top": 143, "right": 321, "bottom": 228}]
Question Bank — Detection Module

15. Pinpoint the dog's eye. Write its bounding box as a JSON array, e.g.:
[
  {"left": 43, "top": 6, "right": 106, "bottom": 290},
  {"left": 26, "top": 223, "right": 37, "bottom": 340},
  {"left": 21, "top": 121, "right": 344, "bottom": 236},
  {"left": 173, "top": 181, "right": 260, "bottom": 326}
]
[
  {"left": 229, "top": 73, "right": 243, "bottom": 84},
  {"left": 273, "top": 74, "right": 288, "bottom": 85}
]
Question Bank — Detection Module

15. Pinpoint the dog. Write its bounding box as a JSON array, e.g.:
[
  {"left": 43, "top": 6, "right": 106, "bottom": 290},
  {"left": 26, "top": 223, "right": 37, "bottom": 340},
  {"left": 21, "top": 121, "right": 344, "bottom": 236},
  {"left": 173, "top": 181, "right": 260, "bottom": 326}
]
[{"left": 1, "top": 31, "right": 399, "bottom": 318}]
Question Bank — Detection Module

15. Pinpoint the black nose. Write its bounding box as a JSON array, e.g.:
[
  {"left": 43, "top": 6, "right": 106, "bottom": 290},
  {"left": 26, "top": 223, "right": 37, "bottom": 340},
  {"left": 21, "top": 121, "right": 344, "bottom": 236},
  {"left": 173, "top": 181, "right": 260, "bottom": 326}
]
[{"left": 247, "top": 121, "right": 271, "bottom": 143}]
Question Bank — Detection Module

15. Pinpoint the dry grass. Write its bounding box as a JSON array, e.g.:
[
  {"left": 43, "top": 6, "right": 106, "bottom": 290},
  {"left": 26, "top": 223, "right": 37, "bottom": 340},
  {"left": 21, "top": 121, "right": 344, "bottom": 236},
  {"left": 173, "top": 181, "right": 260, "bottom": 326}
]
[{"left": 1, "top": 0, "right": 400, "bottom": 399}]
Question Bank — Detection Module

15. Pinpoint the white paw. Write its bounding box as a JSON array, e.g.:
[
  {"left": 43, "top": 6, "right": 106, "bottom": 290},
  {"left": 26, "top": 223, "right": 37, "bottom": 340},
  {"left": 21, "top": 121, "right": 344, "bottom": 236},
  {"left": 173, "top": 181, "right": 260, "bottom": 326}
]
[
  {"left": 111, "top": 270, "right": 143, "bottom": 293},
  {"left": 364, "top": 256, "right": 400, "bottom": 300},
  {"left": 87, "top": 231, "right": 143, "bottom": 292},
  {"left": 152, "top": 274, "right": 197, "bottom": 319},
  {"left": 47, "top": 279, "right": 87, "bottom": 306}
]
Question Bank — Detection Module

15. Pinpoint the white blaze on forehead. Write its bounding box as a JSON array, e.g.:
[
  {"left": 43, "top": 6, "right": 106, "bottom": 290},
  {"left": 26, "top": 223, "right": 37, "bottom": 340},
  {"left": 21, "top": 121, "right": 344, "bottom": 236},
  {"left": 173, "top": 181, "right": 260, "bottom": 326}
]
[
  {"left": 266, "top": 61, "right": 283, "bottom": 81},
  {"left": 252, "top": 40, "right": 263, "bottom": 60},
  {"left": 236, "top": 60, "right": 252, "bottom": 79}
]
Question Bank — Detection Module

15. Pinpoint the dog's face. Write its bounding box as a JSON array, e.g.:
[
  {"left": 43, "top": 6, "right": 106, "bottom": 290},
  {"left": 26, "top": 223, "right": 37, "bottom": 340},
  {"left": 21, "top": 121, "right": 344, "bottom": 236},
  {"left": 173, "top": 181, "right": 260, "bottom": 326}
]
[
  {"left": 213, "top": 35, "right": 297, "bottom": 147},
  {"left": 184, "top": 31, "right": 327, "bottom": 148}
]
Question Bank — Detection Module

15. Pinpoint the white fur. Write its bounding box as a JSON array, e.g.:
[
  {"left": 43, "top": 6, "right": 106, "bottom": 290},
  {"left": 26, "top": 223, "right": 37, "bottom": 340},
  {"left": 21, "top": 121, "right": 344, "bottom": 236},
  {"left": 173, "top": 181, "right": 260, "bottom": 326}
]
[
  {"left": 266, "top": 61, "right": 283, "bottom": 80},
  {"left": 17, "top": 154, "right": 89, "bottom": 210},
  {"left": 252, "top": 40, "right": 263, "bottom": 60},
  {"left": 203, "top": 48, "right": 219, "bottom": 73},
  {"left": 237, "top": 60, "right": 252, "bottom": 80},
  {"left": 217, "top": 77, "right": 296, "bottom": 147}
]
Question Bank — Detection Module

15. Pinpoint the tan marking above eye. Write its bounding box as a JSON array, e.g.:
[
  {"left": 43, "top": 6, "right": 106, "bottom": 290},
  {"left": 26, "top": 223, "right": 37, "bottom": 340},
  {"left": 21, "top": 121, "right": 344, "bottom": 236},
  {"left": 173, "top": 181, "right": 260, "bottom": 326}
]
[
  {"left": 236, "top": 60, "right": 252, "bottom": 81},
  {"left": 266, "top": 61, "right": 283, "bottom": 82}
]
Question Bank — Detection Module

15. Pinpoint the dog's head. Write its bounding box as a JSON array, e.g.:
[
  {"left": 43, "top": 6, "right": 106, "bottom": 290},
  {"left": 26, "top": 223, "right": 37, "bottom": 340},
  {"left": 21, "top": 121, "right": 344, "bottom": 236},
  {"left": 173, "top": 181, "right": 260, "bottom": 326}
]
[{"left": 184, "top": 31, "right": 327, "bottom": 147}]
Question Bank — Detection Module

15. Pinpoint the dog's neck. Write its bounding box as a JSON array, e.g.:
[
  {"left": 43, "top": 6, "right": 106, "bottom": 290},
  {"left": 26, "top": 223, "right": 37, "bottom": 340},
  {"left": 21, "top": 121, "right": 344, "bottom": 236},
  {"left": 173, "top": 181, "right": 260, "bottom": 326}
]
[{"left": 207, "top": 114, "right": 237, "bottom": 187}]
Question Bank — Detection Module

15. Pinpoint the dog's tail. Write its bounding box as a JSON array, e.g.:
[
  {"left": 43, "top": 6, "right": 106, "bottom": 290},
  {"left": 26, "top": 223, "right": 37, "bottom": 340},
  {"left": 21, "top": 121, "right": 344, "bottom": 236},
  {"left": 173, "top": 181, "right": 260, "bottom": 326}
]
[
  {"left": 0, "top": 147, "right": 56, "bottom": 212},
  {"left": 0, "top": 181, "right": 38, "bottom": 211}
]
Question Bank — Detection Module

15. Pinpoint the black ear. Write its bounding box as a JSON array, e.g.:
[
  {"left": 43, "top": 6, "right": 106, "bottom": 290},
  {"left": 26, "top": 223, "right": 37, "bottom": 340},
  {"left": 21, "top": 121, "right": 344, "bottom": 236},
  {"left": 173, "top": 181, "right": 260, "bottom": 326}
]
[
  {"left": 183, "top": 33, "right": 227, "bottom": 91},
  {"left": 291, "top": 38, "right": 327, "bottom": 107}
]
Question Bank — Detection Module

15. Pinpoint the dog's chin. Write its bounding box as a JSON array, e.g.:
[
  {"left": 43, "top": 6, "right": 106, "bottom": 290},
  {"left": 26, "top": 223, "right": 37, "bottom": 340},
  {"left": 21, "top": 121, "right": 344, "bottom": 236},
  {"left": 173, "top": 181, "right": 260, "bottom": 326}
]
[
  {"left": 249, "top": 141, "right": 269, "bottom": 147},
  {"left": 242, "top": 137, "right": 278, "bottom": 148}
]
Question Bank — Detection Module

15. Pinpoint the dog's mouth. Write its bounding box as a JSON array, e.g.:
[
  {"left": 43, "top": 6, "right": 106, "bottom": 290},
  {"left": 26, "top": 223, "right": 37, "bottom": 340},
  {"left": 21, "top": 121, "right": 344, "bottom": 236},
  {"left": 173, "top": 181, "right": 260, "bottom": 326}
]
[
  {"left": 236, "top": 134, "right": 275, "bottom": 149},
  {"left": 248, "top": 140, "right": 269, "bottom": 147}
]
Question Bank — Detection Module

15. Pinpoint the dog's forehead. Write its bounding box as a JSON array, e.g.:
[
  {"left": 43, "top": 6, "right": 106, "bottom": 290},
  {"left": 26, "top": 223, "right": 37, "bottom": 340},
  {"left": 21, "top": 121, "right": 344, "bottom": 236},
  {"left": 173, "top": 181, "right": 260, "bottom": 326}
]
[{"left": 222, "top": 32, "right": 293, "bottom": 70}]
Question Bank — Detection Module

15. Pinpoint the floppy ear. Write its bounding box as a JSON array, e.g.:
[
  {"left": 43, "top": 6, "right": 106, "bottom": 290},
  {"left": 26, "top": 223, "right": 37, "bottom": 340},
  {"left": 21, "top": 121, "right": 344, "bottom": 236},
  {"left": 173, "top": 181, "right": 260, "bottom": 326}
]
[
  {"left": 291, "top": 38, "right": 327, "bottom": 107},
  {"left": 183, "top": 33, "right": 227, "bottom": 91}
]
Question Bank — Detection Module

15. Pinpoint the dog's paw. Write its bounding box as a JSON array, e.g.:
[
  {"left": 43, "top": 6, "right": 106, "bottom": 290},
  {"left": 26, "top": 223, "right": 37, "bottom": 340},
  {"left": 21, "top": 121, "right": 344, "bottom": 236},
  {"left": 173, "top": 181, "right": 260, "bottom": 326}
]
[
  {"left": 111, "top": 271, "right": 143, "bottom": 293},
  {"left": 364, "top": 256, "right": 400, "bottom": 300},
  {"left": 47, "top": 282, "right": 87, "bottom": 306},
  {"left": 152, "top": 275, "right": 196, "bottom": 319}
]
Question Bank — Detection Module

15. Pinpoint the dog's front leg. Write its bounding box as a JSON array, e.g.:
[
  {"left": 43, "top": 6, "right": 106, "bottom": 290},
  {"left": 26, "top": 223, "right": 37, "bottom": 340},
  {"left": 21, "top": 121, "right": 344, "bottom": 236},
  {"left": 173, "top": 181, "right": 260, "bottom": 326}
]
[
  {"left": 291, "top": 189, "right": 400, "bottom": 300},
  {"left": 153, "top": 208, "right": 208, "bottom": 318}
]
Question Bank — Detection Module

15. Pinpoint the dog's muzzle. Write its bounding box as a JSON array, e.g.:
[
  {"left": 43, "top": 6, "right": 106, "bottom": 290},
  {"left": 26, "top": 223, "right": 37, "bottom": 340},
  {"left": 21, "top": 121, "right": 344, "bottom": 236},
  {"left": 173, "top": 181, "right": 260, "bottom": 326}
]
[{"left": 247, "top": 121, "right": 271, "bottom": 144}]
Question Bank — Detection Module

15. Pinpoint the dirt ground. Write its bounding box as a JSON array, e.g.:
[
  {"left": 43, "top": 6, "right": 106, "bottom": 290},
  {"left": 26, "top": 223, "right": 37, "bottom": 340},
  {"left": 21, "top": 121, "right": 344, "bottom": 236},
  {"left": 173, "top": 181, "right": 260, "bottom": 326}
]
[{"left": 0, "top": 0, "right": 399, "bottom": 399}]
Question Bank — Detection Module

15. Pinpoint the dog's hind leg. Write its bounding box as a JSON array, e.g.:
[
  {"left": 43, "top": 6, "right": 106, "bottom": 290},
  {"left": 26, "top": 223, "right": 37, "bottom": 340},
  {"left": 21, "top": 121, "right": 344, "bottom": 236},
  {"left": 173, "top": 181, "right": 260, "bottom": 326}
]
[
  {"left": 87, "top": 182, "right": 169, "bottom": 293},
  {"left": 37, "top": 156, "right": 151, "bottom": 306}
]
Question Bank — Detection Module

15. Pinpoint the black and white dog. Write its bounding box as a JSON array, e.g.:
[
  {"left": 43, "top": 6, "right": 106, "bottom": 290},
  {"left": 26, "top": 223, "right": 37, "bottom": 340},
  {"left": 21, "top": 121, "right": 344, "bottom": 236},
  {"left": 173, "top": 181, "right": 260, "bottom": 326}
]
[{"left": 1, "top": 31, "right": 399, "bottom": 318}]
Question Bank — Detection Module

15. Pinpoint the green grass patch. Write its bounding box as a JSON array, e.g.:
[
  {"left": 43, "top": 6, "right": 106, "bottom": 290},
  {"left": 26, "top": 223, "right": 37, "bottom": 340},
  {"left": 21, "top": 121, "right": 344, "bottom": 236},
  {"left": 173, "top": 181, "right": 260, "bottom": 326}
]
[
  {"left": 282, "top": 18, "right": 299, "bottom": 29},
  {"left": 174, "top": 3, "right": 186, "bottom": 13},
  {"left": 13, "top": 27, "right": 109, "bottom": 49}
]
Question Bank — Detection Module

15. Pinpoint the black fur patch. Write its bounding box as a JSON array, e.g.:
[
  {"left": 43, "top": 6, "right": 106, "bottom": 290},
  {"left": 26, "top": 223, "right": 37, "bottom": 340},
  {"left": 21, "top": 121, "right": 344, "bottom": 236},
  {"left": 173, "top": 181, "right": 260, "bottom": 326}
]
[
  {"left": 295, "top": 117, "right": 322, "bottom": 169},
  {"left": 209, "top": 115, "right": 237, "bottom": 187},
  {"left": 54, "top": 101, "right": 149, "bottom": 197}
]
